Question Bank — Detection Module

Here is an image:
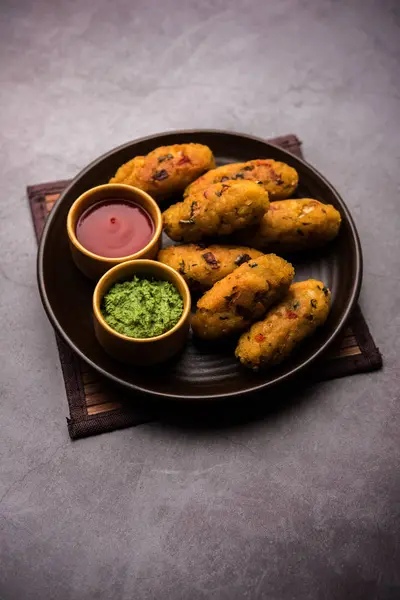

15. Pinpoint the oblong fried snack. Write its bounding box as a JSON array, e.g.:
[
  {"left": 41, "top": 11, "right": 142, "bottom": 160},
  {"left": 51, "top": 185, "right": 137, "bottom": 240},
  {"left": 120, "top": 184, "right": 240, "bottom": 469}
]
[
  {"left": 237, "top": 199, "right": 341, "bottom": 252},
  {"left": 109, "top": 143, "right": 215, "bottom": 200},
  {"left": 235, "top": 279, "right": 331, "bottom": 369},
  {"left": 157, "top": 244, "right": 264, "bottom": 290},
  {"left": 191, "top": 254, "right": 294, "bottom": 340},
  {"left": 184, "top": 158, "right": 298, "bottom": 200},
  {"left": 163, "top": 180, "right": 269, "bottom": 243}
]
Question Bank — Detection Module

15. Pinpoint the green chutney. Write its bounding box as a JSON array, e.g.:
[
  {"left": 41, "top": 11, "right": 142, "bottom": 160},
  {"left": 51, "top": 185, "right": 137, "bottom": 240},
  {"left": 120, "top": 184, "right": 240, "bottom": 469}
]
[{"left": 101, "top": 276, "right": 184, "bottom": 338}]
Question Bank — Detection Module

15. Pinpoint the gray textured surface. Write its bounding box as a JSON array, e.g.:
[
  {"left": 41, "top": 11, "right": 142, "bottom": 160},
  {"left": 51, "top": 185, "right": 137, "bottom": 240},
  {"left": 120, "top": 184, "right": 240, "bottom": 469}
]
[{"left": 1, "top": 0, "right": 400, "bottom": 598}]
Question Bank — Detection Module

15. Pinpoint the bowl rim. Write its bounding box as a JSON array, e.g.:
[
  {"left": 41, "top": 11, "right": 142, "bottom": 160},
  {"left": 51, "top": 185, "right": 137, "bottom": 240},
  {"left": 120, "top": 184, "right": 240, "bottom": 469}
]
[
  {"left": 37, "top": 128, "right": 363, "bottom": 400},
  {"left": 92, "top": 259, "right": 192, "bottom": 343},
  {"left": 67, "top": 183, "right": 163, "bottom": 263}
]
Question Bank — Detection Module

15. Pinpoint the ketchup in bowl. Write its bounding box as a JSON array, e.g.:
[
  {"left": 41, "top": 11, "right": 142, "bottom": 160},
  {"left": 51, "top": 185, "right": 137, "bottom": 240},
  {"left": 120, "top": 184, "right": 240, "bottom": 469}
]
[{"left": 76, "top": 199, "right": 155, "bottom": 258}]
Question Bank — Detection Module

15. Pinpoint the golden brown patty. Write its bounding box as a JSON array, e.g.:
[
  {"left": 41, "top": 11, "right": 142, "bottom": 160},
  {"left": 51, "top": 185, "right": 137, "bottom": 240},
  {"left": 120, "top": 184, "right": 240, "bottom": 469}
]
[
  {"left": 184, "top": 158, "right": 298, "bottom": 200},
  {"left": 237, "top": 199, "right": 341, "bottom": 252},
  {"left": 235, "top": 279, "right": 331, "bottom": 369},
  {"left": 109, "top": 143, "right": 215, "bottom": 200},
  {"left": 157, "top": 244, "right": 264, "bottom": 290},
  {"left": 191, "top": 254, "right": 294, "bottom": 340},
  {"left": 163, "top": 180, "right": 269, "bottom": 243}
]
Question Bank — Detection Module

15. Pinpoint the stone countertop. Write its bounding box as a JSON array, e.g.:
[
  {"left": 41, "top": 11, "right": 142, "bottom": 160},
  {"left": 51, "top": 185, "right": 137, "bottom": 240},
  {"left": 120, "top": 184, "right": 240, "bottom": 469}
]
[{"left": 1, "top": 0, "right": 399, "bottom": 598}]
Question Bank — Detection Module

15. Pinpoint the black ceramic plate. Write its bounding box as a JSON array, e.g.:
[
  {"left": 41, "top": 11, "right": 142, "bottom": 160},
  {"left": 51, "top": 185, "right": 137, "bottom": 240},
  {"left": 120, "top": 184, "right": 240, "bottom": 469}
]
[{"left": 37, "top": 130, "right": 362, "bottom": 399}]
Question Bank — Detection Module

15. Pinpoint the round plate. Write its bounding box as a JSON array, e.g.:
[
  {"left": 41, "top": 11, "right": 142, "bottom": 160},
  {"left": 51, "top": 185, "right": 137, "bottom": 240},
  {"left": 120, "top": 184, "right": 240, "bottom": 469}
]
[{"left": 37, "top": 130, "right": 362, "bottom": 399}]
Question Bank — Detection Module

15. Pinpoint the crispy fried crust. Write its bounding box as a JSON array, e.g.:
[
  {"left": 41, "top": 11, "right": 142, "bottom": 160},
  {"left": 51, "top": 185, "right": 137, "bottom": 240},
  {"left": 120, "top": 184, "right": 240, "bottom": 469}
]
[
  {"left": 191, "top": 254, "right": 294, "bottom": 339},
  {"left": 163, "top": 180, "right": 270, "bottom": 243},
  {"left": 109, "top": 143, "right": 215, "bottom": 199},
  {"left": 184, "top": 158, "right": 298, "bottom": 200},
  {"left": 157, "top": 244, "right": 264, "bottom": 290},
  {"left": 237, "top": 199, "right": 341, "bottom": 252},
  {"left": 235, "top": 279, "right": 331, "bottom": 369}
]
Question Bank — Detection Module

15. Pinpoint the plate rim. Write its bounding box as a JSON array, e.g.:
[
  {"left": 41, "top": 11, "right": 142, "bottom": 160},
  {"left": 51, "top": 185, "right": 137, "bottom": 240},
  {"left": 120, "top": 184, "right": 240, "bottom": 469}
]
[{"left": 37, "top": 129, "right": 363, "bottom": 400}]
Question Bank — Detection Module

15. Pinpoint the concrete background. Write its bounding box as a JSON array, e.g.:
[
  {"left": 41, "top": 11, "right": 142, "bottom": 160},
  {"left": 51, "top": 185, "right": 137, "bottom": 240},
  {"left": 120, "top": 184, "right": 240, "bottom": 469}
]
[{"left": 1, "top": 0, "right": 399, "bottom": 598}]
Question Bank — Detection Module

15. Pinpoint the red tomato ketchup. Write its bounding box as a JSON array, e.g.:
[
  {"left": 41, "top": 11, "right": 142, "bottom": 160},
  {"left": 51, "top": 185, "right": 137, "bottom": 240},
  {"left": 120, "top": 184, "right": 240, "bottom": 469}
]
[{"left": 76, "top": 199, "right": 154, "bottom": 258}]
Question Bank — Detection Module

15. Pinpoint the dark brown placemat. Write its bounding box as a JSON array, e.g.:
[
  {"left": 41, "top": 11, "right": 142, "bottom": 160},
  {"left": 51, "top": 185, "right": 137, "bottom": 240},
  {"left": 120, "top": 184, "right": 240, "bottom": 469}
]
[{"left": 28, "top": 134, "right": 382, "bottom": 439}]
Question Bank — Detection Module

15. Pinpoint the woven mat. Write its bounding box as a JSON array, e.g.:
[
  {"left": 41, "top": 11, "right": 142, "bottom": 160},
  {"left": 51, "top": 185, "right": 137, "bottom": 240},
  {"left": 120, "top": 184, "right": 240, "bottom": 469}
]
[{"left": 28, "top": 134, "right": 382, "bottom": 439}]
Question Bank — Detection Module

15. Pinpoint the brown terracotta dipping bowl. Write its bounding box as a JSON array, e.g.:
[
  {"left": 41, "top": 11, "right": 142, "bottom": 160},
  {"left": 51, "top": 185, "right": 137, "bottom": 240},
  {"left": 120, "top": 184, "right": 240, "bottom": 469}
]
[
  {"left": 93, "top": 260, "right": 191, "bottom": 366},
  {"left": 67, "top": 184, "right": 162, "bottom": 280}
]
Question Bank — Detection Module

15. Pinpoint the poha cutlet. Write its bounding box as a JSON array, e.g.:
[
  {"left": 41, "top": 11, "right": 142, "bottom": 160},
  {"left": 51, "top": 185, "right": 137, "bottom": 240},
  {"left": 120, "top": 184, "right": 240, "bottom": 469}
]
[{"left": 191, "top": 254, "right": 294, "bottom": 340}]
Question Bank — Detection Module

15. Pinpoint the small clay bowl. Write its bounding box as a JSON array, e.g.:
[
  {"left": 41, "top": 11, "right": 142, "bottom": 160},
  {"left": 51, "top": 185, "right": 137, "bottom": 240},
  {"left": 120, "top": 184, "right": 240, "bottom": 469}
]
[
  {"left": 67, "top": 184, "right": 162, "bottom": 280},
  {"left": 93, "top": 259, "right": 191, "bottom": 366}
]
